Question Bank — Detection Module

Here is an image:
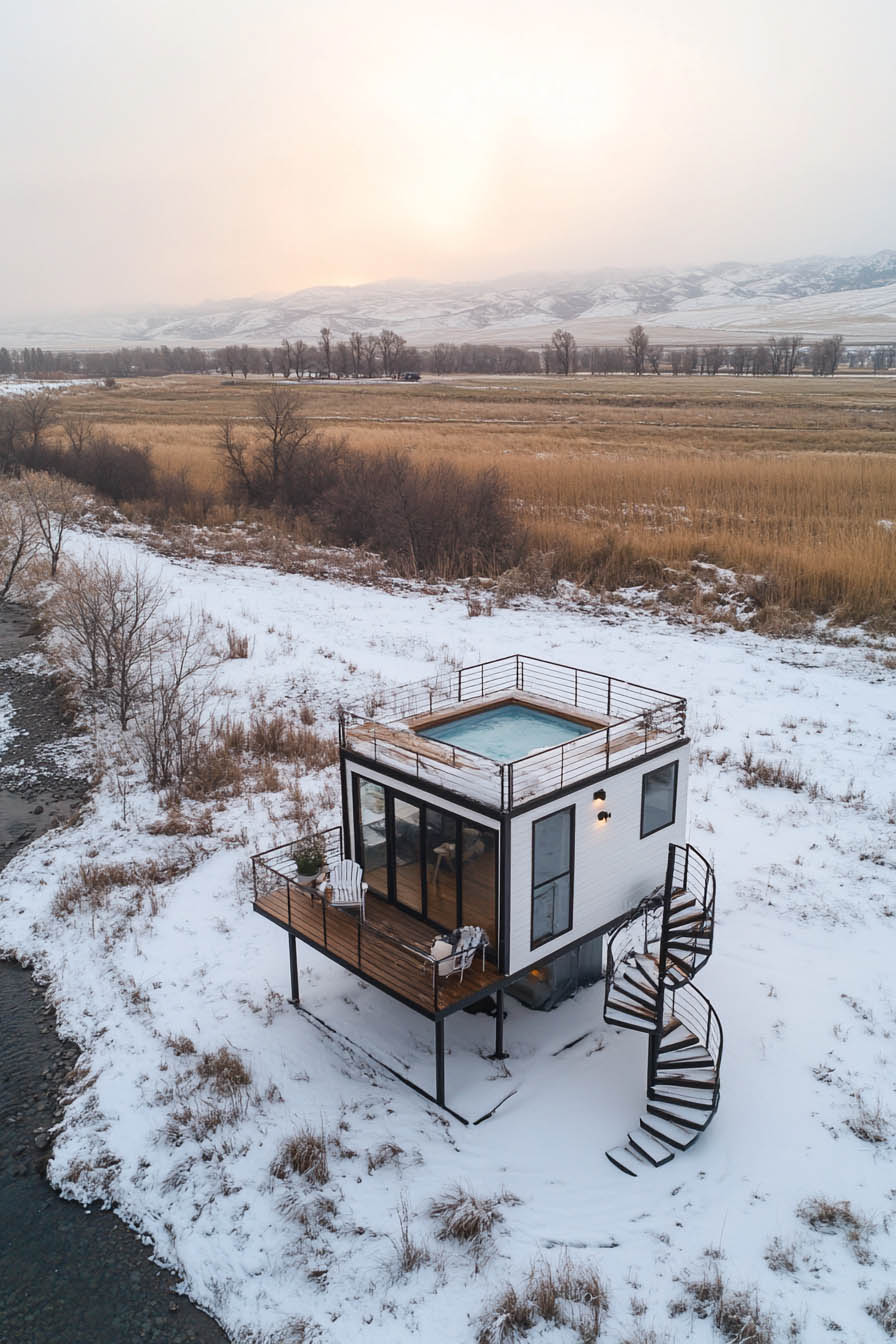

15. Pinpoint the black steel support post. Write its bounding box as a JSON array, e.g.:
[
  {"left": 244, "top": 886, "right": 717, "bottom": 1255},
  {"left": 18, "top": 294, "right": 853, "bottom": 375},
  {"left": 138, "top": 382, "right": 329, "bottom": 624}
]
[
  {"left": 492, "top": 990, "right": 507, "bottom": 1059},
  {"left": 288, "top": 934, "right": 299, "bottom": 1004},
  {"left": 435, "top": 1019, "right": 445, "bottom": 1107}
]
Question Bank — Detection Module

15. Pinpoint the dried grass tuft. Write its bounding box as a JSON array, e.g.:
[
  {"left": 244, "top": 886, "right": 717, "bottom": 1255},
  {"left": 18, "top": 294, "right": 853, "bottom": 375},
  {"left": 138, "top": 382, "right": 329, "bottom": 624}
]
[{"left": 271, "top": 1127, "right": 330, "bottom": 1185}]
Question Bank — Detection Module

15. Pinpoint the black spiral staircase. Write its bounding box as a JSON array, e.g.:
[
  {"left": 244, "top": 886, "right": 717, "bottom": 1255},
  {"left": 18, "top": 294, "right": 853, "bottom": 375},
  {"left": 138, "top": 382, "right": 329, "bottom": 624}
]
[{"left": 603, "top": 843, "right": 723, "bottom": 1175}]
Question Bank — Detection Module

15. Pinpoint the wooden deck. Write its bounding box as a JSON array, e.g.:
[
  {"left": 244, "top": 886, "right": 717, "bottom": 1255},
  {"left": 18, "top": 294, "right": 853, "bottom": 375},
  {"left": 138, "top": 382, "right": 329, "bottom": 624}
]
[{"left": 253, "top": 878, "right": 505, "bottom": 1019}]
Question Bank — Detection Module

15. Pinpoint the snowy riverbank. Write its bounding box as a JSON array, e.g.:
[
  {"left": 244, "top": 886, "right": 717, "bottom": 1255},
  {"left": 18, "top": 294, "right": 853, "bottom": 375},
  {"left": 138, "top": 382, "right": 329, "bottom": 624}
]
[{"left": 1, "top": 529, "right": 894, "bottom": 1343}]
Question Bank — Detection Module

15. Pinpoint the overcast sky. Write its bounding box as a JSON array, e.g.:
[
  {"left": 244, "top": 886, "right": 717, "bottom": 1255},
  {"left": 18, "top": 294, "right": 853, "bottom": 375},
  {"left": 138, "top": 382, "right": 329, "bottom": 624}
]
[{"left": 2, "top": 0, "right": 894, "bottom": 317}]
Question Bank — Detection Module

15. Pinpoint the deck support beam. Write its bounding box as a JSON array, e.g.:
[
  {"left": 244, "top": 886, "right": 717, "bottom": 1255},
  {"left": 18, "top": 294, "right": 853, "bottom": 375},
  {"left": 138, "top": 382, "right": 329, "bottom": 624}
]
[
  {"left": 435, "top": 1019, "right": 445, "bottom": 1107},
  {"left": 492, "top": 990, "right": 507, "bottom": 1059},
  {"left": 288, "top": 934, "right": 300, "bottom": 1004}
]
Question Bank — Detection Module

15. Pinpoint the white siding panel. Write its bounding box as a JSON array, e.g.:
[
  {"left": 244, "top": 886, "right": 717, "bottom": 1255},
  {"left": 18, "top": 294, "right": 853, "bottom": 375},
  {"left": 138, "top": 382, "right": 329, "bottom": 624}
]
[{"left": 507, "top": 746, "right": 689, "bottom": 974}]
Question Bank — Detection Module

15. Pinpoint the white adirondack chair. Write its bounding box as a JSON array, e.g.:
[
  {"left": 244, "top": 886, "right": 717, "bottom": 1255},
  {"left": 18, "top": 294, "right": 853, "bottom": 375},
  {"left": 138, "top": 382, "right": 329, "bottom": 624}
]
[
  {"left": 430, "top": 926, "right": 488, "bottom": 980},
  {"left": 326, "top": 859, "right": 367, "bottom": 921}
]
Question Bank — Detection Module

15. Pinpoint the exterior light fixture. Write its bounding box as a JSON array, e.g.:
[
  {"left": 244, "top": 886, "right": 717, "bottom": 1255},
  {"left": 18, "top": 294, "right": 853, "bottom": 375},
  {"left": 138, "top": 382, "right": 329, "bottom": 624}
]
[
  {"left": 593, "top": 789, "right": 606, "bottom": 802},
  {"left": 597, "top": 810, "right": 612, "bottom": 823}
]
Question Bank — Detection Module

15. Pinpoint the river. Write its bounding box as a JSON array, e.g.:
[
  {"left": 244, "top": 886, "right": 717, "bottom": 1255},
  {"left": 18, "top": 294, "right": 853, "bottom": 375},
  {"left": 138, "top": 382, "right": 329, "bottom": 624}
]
[{"left": 0, "top": 602, "right": 231, "bottom": 1344}]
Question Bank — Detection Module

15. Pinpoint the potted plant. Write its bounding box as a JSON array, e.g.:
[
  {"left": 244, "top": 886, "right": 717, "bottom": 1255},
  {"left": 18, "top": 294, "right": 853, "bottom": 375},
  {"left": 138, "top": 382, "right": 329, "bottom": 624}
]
[{"left": 293, "top": 835, "right": 326, "bottom": 887}]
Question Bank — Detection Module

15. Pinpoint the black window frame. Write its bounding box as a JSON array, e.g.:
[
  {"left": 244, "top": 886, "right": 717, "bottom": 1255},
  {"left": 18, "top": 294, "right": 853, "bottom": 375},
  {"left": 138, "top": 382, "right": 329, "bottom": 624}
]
[
  {"left": 640, "top": 760, "right": 679, "bottom": 839},
  {"left": 530, "top": 804, "right": 575, "bottom": 951},
  {"left": 351, "top": 773, "right": 499, "bottom": 955}
]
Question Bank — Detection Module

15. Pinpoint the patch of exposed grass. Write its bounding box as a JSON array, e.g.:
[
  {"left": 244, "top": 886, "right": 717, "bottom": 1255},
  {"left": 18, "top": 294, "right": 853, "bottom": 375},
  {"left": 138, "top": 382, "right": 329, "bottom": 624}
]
[
  {"left": 429, "top": 1185, "right": 519, "bottom": 1244},
  {"left": 684, "top": 1267, "right": 775, "bottom": 1344},
  {"left": 867, "top": 1291, "right": 896, "bottom": 1336},
  {"left": 478, "top": 1253, "right": 609, "bottom": 1343},
  {"left": 797, "top": 1196, "right": 876, "bottom": 1262},
  {"left": 270, "top": 1128, "right": 330, "bottom": 1186}
]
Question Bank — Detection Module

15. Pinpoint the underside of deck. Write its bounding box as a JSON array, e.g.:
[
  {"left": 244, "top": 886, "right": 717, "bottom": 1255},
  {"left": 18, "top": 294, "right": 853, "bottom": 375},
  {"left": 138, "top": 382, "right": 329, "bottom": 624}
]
[{"left": 253, "top": 881, "right": 510, "bottom": 1020}]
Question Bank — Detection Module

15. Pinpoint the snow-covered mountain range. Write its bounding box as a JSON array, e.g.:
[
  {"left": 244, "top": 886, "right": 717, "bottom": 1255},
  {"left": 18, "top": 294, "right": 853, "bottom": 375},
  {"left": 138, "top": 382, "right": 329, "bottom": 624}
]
[{"left": 7, "top": 250, "right": 896, "bottom": 349}]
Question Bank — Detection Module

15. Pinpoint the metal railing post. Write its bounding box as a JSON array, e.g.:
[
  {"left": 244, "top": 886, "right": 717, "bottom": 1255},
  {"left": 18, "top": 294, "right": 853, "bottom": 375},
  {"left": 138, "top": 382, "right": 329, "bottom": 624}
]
[
  {"left": 286, "top": 876, "right": 292, "bottom": 927},
  {"left": 321, "top": 889, "right": 327, "bottom": 947}
]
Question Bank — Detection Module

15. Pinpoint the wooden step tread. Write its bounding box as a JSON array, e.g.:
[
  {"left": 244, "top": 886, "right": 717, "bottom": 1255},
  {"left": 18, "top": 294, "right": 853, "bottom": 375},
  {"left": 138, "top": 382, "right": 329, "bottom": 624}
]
[
  {"left": 639, "top": 1113, "right": 699, "bottom": 1152},
  {"left": 628, "top": 1129, "right": 675, "bottom": 1167},
  {"left": 645, "top": 1099, "right": 711, "bottom": 1132},
  {"left": 604, "top": 1007, "right": 658, "bottom": 1033},
  {"left": 649, "top": 1084, "right": 715, "bottom": 1109},
  {"left": 606, "top": 1145, "right": 646, "bottom": 1176}
]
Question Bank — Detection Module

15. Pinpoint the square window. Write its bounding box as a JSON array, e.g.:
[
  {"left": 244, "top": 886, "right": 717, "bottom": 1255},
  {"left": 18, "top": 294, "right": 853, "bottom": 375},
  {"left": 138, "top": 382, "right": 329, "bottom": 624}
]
[{"left": 640, "top": 761, "right": 678, "bottom": 838}]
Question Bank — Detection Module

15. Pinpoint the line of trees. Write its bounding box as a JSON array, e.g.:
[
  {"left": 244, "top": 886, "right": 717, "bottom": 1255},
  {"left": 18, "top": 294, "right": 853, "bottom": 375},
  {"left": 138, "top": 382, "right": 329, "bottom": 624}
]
[
  {"left": 4, "top": 331, "right": 896, "bottom": 385},
  {"left": 539, "top": 326, "right": 884, "bottom": 377}
]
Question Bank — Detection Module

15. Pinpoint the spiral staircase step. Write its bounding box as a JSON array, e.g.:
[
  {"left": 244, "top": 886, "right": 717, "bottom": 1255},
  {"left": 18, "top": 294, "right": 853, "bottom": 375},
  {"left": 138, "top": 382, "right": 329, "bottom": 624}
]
[
  {"left": 627, "top": 1128, "right": 675, "bottom": 1166},
  {"left": 606, "top": 1144, "right": 649, "bottom": 1176},
  {"left": 638, "top": 1113, "right": 700, "bottom": 1151}
]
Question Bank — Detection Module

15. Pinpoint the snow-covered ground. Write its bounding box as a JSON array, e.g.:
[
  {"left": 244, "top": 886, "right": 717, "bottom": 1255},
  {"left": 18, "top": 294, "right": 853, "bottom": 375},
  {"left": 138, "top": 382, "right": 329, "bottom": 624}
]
[
  {"left": 1, "top": 528, "right": 895, "bottom": 1343},
  {"left": 0, "top": 377, "right": 97, "bottom": 396}
]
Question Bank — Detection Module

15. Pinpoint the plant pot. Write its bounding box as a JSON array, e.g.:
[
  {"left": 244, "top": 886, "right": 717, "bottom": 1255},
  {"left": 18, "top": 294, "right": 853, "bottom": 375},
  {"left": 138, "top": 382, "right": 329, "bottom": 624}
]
[{"left": 294, "top": 869, "right": 323, "bottom": 887}]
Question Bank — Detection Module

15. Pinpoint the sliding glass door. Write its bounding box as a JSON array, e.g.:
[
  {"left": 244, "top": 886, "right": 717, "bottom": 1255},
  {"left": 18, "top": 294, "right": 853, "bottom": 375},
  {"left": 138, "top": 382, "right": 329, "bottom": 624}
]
[{"left": 353, "top": 776, "right": 497, "bottom": 951}]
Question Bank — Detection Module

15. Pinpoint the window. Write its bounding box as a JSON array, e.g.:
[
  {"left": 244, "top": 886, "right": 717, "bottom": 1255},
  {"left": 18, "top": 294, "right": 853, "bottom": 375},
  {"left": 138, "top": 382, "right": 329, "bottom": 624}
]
[
  {"left": 640, "top": 761, "right": 678, "bottom": 838},
  {"left": 531, "top": 806, "right": 574, "bottom": 948}
]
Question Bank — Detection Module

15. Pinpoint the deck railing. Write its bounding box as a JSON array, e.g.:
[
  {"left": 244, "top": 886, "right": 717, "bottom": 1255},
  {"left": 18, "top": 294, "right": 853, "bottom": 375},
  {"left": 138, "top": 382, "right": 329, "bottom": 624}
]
[
  {"left": 340, "top": 654, "right": 686, "bottom": 810},
  {"left": 251, "top": 828, "right": 487, "bottom": 1015}
]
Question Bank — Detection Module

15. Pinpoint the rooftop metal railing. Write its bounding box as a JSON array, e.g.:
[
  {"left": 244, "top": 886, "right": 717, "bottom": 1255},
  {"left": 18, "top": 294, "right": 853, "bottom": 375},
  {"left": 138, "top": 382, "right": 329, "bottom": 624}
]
[{"left": 339, "top": 654, "right": 686, "bottom": 810}]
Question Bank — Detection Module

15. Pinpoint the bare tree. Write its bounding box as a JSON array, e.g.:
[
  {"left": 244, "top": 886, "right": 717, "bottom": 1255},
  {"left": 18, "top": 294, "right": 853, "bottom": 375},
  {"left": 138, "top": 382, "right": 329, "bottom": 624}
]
[
  {"left": 319, "top": 327, "right": 332, "bottom": 378},
  {"left": 784, "top": 335, "right": 802, "bottom": 376},
  {"left": 551, "top": 329, "right": 576, "bottom": 377},
  {"left": 293, "top": 339, "right": 309, "bottom": 380},
  {"left": 362, "top": 334, "right": 380, "bottom": 378},
  {"left": 216, "top": 384, "right": 322, "bottom": 507},
  {"left": 238, "top": 345, "right": 251, "bottom": 379},
  {"left": 349, "top": 331, "right": 363, "bottom": 378},
  {"left": 52, "top": 555, "right": 170, "bottom": 728},
  {"left": 61, "top": 412, "right": 94, "bottom": 457},
  {"left": 767, "top": 336, "right": 784, "bottom": 376},
  {"left": 278, "top": 339, "right": 292, "bottom": 378},
  {"left": 134, "top": 611, "right": 217, "bottom": 787},
  {"left": 626, "top": 325, "right": 649, "bottom": 376},
  {"left": 647, "top": 344, "right": 663, "bottom": 374},
  {"left": 218, "top": 346, "right": 237, "bottom": 379},
  {"left": 24, "top": 471, "right": 84, "bottom": 577},
  {"left": 17, "top": 392, "right": 57, "bottom": 460},
  {"left": 0, "top": 480, "right": 42, "bottom": 600},
  {"left": 379, "top": 330, "right": 400, "bottom": 378},
  {"left": 669, "top": 348, "right": 683, "bottom": 375}
]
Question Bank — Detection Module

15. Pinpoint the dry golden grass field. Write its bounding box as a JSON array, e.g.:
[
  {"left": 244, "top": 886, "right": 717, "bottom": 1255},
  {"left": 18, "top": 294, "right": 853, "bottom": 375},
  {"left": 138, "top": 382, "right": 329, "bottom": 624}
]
[{"left": 59, "top": 374, "right": 896, "bottom": 626}]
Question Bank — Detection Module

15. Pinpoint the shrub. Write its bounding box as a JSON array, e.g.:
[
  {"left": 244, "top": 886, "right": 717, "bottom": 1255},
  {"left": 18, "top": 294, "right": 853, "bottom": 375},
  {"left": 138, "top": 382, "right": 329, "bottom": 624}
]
[
  {"left": 429, "top": 1185, "right": 513, "bottom": 1243},
  {"left": 846, "top": 1093, "right": 892, "bottom": 1144},
  {"left": 867, "top": 1291, "right": 896, "bottom": 1336},
  {"left": 271, "top": 1127, "right": 330, "bottom": 1185},
  {"left": 764, "top": 1236, "right": 797, "bottom": 1273},
  {"left": 366, "top": 1141, "right": 403, "bottom": 1174},
  {"left": 390, "top": 1193, "right": 430, "bottom": 1275},
  {"left": 225, "top": 626, "right": 250, "bottom": 659},
  {"left": 478, "top": 1254, "right": 608, "bottom": 1343},
  {"left": 797, "top": 1195, "right": 875, "bottom": 1259},
  {"left": 684, "top": 1268, "right": 775, "bottom": 1344},
  {"left": 196, "top": 1046, "right": 251, "bottom": 1095},
  {"left": 738, "top": 746, "right": 806, "bottom": 792}
]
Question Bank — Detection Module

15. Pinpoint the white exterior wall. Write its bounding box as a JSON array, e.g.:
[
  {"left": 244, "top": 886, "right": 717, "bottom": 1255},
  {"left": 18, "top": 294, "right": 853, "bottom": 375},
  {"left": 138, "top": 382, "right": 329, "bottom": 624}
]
[{"left": 507, "top": 744, "right": 690, "bottom": 975}]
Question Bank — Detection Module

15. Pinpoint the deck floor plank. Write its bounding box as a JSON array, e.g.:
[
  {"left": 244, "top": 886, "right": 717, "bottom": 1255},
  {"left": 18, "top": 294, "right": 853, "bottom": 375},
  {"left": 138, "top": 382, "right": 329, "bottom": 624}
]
[{"left": 254, "top": 883, "right": 500, "bottom": 1016}]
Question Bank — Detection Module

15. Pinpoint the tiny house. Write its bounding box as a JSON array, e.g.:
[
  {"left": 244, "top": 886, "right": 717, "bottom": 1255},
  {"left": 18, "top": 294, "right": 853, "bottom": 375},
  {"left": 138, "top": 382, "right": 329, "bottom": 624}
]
[
  {"left": 339, "top": 655, "right": 689, "bottom": 985},
  {"left": 252, "top": 653, "right": 722, "bottom": 1148}
]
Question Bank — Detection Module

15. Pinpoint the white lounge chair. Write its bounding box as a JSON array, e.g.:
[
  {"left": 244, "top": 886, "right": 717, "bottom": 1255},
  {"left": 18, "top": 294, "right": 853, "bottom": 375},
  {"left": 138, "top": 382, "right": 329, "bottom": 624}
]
[
  {"left": 326, "top": 859, "right": 368, "bottom": 921},
  {"left": 430, "top": 926, "right": 488, "bottom": 980}
]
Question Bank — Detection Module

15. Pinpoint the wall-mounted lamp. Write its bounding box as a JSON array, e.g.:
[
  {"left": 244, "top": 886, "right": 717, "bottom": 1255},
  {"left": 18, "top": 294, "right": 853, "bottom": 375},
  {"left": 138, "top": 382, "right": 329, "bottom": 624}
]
[
  {"left": 593, "top": 789, "right": 606, "bottom": 802},
  {"left": 597, "top": 810, "right": 612, "bottom": 823}
]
